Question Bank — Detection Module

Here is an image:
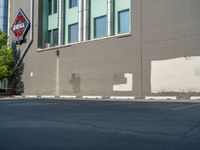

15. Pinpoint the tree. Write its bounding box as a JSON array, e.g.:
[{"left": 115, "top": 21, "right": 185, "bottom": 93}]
[{"left": 0, "top": 32, "right": 16, "bottom": 81}]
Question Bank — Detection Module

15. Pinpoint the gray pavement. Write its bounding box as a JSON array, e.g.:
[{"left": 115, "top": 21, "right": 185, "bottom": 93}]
[{"left": 0, "top": 99, "right": 200, "bottom": 150}]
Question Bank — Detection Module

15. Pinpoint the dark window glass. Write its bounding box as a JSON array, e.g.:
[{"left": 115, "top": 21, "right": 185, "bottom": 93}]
[
  {"left": 118, "top": 9, "right": 130, "bottom": 34},
  {"left": 54, "top": 0, "right": 57, "bottom": 14},
  {"left": 48, "top": 30, "right": 52, "bottom": 44},
  {"left": 49, "top": 0, "right": 52, "bottom": 15},
  {"left": 69, "top": 0, "right": 78, "bottom": 8},
  {"left": 68, "top": 23, "right": 78, "bottom": 43},
  {"left": 53, "top": 29, "right": 58, "bottom": 46},
  {"left": 47, "top": 29, "right": 58, "bottom": 46},
  {"left": 94, "top": 16, "right": 107, "bottom": 38}
]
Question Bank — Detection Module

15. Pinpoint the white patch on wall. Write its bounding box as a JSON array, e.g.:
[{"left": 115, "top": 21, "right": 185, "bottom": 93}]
[
  {"left": 30, "top": 72, "right": 33, "bottom": 77},
  {"left": 151, "top": 56, "right": 200, "bottom": 93},
  {"left": 113, "top": 73, "right": 133, "bottom": 91}
]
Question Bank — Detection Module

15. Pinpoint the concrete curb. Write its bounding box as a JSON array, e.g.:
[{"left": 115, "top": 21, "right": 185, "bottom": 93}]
[
  {"left": 0, "top": 95, "right": 200, "bottom": 103},
  {"left": 145, "top": 96, "right": 177, "bottom": 100}
]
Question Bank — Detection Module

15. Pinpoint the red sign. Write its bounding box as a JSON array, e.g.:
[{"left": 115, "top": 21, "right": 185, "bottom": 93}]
[{"left": 11, "top": 9, "right": 30, "bottom": 43}]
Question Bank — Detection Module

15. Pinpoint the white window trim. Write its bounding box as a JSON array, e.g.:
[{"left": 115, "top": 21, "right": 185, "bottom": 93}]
[{"left": 37, "top": 32, "right": 132, "bottom": 52}]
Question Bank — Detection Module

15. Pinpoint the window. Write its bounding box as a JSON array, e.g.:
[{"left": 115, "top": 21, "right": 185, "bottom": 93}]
[
  {"left": 48, "top": 30, "right": 52, "bottom": 43},
  {"left": 48, "top": 29, "right": 58, "bottom": 46},
  {"left": 49, "top": 0, "right": 57, "bottom": 15},
  {"left": 118, "top": 9, "right": 130, "bottom": 34},
  {"left": 48, "top": 0, "right": 52, "bottom": 15},
  {"left": 53, "top": 0, "right": 57, "bottom": 14},
  {"left": 39, "top": 0, "right": 59, "bottom": 48},
  {"left": 94, "top": 16, "right": 107, "bottom": 38},
  {"left": 53, "top": 29, "right": 58, "bottom": 46},
  {"left": 68, "top": 23, "right": 78, "bottom": 43},
  {"left": 0, "top": 80, "right": 7, "bottom": 90},
  {"left": 69, "top": 0, "right": 78, "bottom": 8},
  {"left": 39, "top": 0, "right": 131, "bottom": 49}
]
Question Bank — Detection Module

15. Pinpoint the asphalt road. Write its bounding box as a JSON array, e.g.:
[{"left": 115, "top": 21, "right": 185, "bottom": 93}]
[{"left": 0, "top": 99, "right": 200, "bottom": 150}]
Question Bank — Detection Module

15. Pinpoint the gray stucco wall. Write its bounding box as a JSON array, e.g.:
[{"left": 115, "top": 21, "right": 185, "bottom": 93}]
[
  {"left": 9, "top": 0, "right": 200, "bottom": 98},
  {"left": 142, "top": 0, "right": 200, "bottom": 98}
]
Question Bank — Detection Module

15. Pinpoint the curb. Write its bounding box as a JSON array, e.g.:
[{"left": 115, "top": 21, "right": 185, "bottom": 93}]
[{"left": 0, "top": 95, "right": 195, "bottom": 103}]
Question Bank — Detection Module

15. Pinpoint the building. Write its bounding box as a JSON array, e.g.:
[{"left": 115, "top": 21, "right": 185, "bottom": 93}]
[
  {"left": 9, "top": 0, "right": 200, "bottom": 99},
  {"left": 0, "top": 0, "right": 9, "bottom": 90},
  {"left": 0, "top": 0, "right": 8, "bottom": 33}
]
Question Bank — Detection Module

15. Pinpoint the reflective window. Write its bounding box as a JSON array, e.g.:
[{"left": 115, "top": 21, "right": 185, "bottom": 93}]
[
  {"left": 94, "top": 16, "right": 107, "bottom": 38},
  {"left": 69, "top": 0, "right": 78, "bottom": 8},
  {"left": 118, "top": 10, "right": 130, "bottom": 34},
  {"left": 69, "top": 23, "right": 78, "bottom": 43}
]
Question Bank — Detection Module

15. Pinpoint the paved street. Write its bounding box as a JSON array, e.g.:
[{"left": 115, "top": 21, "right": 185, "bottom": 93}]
[{"left": 0, "top": 99, "right": 200, "bottom": 150}]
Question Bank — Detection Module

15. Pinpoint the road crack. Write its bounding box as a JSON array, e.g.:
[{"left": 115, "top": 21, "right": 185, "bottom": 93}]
[{"left": 183, "top": 121, "right": 200, "bottom": 137}]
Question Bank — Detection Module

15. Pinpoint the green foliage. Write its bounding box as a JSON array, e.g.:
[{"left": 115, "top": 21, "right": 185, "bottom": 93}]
[{"left": 0, "top": 32, "right": 16, "bottom": 81}]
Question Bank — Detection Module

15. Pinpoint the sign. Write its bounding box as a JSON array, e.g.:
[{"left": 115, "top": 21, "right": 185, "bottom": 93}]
[{"left": 11, "top": 9, "right": 30, "bottom": 43}]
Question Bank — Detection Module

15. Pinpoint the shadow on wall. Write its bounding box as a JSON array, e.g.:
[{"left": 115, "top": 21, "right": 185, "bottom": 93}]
[
  {"left": 13, "top": 63, "right": 24, "bottom": 95},
  {"left": 10, "top": 43, "right": 24, "bottom": 95},
  {"left": 69, "top": 73, "right": 81, "bottom": 93}
]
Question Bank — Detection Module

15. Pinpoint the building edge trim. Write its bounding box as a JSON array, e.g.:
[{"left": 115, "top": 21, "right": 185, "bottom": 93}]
[{"left": 16, "top": 0, "right": 34, "bottom": 66}]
